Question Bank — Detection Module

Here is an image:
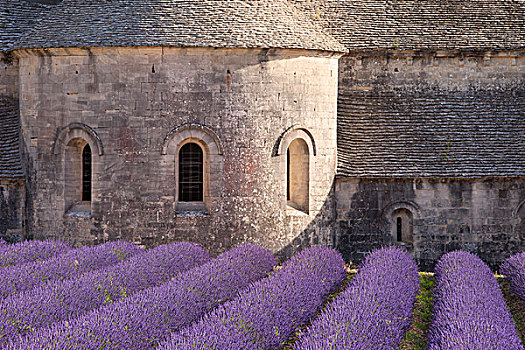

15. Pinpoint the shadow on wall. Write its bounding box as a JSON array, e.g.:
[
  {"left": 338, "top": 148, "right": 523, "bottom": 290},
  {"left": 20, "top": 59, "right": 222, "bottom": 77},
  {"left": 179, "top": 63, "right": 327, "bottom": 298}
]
[
  {"left": 331, "top": 179, "right": 525, "bottom": 272},
  {"left": 273, "top": 179, "right": 424, "bottom": 269},
  {"left": 275, "top": 179, "right": 337, "bottom": 263},
  {"left": 0, "top": 182, "right": 24, "bottom": 243},
  {"left": 276, "top": 178, "right": 524, "bottom": 272}
]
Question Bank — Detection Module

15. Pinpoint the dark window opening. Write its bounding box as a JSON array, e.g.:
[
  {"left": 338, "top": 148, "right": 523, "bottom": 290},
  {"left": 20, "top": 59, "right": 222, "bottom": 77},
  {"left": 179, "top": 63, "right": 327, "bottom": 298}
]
[
  {"left": 179, "top": 143, "right": 203, "bottom": 202},
  {"left": 82, "top": 144, "right": 92, "bottom": 201},
  {"left": 396, "top": 217, "right": 402, "bottom": 241},
  {"left": 392, "top": 208, "right": 414, "bottom": 245}
]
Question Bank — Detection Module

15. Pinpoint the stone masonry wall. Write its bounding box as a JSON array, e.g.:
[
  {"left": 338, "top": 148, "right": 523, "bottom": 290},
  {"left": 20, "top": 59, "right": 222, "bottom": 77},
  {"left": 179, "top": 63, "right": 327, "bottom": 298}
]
[
  {"left": 0, "top": 180, "right": 25, "bottom": 242},
  {"left": 336, "top": 178, "right": 525, "bottom": 271},
  {"left": 336, "top": 50, "right": 525, "bottom": 270},
  {"left": 0, "top": 53, "right": 18, "bottom": 99},
  {"left": 339, "top": 50, "right": 525, "bottom": 93},
  {"left": 16, "top": 47, "right": 339, "bottom": 256}
]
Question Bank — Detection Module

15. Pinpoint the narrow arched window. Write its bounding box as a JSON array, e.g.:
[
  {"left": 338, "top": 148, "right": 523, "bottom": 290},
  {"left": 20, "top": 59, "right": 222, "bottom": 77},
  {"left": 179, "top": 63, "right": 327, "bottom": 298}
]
[
  {"left": 287, "top": 138, "right": 309, "bottom": 213},
  {"left": 64, "top": 138, "right": 93, "bottom": 214},
  {"left": 179, "top": 143, "right": 203, "bottom": 202},
  {"left": 392, "top": 208, "right": 413, "bottom": 244},
  {"left": 82, "top": 144, "right": 92, "bottom": 201}
]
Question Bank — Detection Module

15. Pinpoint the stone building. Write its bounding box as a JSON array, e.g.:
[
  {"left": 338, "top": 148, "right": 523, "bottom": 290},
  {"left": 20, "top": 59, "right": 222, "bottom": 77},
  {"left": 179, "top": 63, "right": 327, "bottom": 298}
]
[{"left": 1, "top": 0, "right": 524, "bottom": 269}]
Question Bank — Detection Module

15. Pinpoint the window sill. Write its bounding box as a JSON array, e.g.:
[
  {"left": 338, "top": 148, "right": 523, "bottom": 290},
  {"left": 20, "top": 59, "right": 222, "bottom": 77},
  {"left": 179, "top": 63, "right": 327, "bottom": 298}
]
[
  {"left": 286, "top": 203, "right": 309, "bottom": 217},
  {"left": 175, "top": 202, "right": 208, "bottom": 217},
  {"left": 65, "top": 202, "right": 91, "bottom": 218},
  {"left": 395, "top": 241, "right": 414, "bottom": 250}
]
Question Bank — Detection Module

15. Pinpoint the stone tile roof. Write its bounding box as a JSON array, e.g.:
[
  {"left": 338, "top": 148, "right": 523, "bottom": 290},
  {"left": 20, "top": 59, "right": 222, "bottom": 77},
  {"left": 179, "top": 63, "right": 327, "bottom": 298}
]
[
  {"left": 291, "top": 0, "right": 525, "bottom": 51},
  {"left": 0, "top": 1, "right": 54, "bottom": 52},
  {"left": 337, "top": 90, "right": 525, "bottom": 178},
  {"left": 0, "top": 98, "right": 24, "bottom": 180},
  {"left": 13, "top": 0, "right": 346, "bottom": 53}
]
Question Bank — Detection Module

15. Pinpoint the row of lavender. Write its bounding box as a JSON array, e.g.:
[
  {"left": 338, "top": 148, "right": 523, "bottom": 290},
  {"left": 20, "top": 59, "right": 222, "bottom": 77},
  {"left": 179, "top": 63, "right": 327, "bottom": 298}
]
[
  {"left": 293, "top": 247, "right": 420, "bottom": 350},
  {"left": 501, "top": 252, "right": 525, "bottom": 302},
  {"left": 0, "top": 241, "right": 145, "bottom": 299},
  {"left": 159, "top": 247, "right": 348, "bottom": 349},
  {"left": 0, "top": 242, "right": 211, "bottom": 345},
  {"left": 0, "top": 239, "right": 71, "bottom": 268},
  {"left": 3, "top": 239, "right": 523, "bottom": 350},
  {"left": 7, "top": 244, "right": 278, "bottom": 349},
  {"left": 427, "top": 251, "right": 523, "bottom": 350},
  {"left": 3, "top": 242, "right": 419, "bottom": 350}
]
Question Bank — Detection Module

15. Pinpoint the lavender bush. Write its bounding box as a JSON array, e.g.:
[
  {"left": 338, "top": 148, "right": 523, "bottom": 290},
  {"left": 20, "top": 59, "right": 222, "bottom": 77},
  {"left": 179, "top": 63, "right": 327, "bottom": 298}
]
[
  {"left": 0, "top": 241, "right": 209, "bottom": 344},
  {"left": 0, "top": 238, "right": 7, "bottom": 250},
  {"left": 501, "top": 252, "right": 525, "bottom": 301},
  {"left": 0, "top": 240, "right": 71, "bottom": 268},
  {"left": 427, "top": 250, "right": 522, "bottom": 350},
  {"left": 6, "top": 244, "right": 277, "bottom": 350},
  {"left": 159, "top": 246, "right": 346, "bottom": 350},
  {"left": 0, "top": 240, "right": 141, "bottom": 299},
  {"left": 294, "top": 246, "right": 419, "bottom": 350}
]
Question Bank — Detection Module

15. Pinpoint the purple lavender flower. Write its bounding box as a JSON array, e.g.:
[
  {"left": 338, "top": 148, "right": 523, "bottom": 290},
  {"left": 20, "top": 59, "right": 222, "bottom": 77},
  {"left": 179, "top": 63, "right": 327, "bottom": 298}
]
[
  {"left": 5, "top": 244, "right": 276, "bottom": 350},
  {"left": 0, "top": 240, "right": 71, "bottom": 268},
  {"left": 501, "top": 252, "right": 525, "bottom": 302},
  {"left": 427, "top": 250, "right": 522, "bottom": 350},
  {"left": 158, "top": 246, "right": 346, "bottom": 350},
  {"left": 0, "top": 240, "right": 141, "bottom": 299},
  {"left": 0, "top": 241, "right": 209, "bottom": 345},
  {"left": 294, "top": 246, "right": 419, "bottom": 350}
]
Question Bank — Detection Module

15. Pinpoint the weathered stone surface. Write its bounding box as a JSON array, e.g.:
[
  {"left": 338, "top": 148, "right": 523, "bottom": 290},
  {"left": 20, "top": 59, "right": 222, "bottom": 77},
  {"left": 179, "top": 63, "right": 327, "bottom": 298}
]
[
  {"left": 17, "top": 47, "right": 339, "bottom": 256},
  {"left": 0, "top": 180, "right": 25, "bottom": 242},
  {"left": 336, "top": 178, "right": 525, "bottom": 271},
  {"left": 0, "top": 54, "right": 19, "bottom": 99}
]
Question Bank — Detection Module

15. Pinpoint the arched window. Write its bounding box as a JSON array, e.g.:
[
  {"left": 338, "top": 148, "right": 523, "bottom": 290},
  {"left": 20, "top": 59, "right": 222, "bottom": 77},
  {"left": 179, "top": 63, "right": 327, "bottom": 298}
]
[
  {"left": 178, "top": 143, "right": 204, "bottom": 202},
  {"left": 287, "top": 138, "right": 309, "bottom": 213},
  {"left": 392, "top": 208, "right": 413, "bottom": 244},
  {"left": 82, "top": 144, "right": 92, "bottom": 202},
  {"left": 64, "top": 138, "right": 91, "bottom": 213},
  {"left": 54, "top": 122, "right": 103, "bottom": 216}
]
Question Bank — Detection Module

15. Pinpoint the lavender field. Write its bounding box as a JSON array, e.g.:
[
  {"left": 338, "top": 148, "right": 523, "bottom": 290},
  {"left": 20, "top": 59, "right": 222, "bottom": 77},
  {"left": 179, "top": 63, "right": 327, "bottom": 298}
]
[{"left": 0, "top": 240, "right": 523, "bottom": 350}]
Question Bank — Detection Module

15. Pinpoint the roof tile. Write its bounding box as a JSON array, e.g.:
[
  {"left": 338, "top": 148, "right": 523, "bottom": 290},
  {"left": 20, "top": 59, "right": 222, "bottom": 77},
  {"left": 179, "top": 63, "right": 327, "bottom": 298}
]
[
  {"left": 337, "top": 90, "right": 525, "bottom": 177},
  {"left": 0, "top": 97, "right": 24, "bottom": 180},
  {"left": 291, "top": 0, "right": 525, "bottom": 51},
  {"left": 13, "top": 0, "right": 346, "bottom": 53}
]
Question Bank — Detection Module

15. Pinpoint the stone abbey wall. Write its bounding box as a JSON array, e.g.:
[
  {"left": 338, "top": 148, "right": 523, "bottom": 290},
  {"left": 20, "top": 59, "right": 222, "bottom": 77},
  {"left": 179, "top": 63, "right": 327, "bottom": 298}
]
[
  {"left": 0, "top": 53, "right": 19, "bottom": 99},
  {"left": 335, "top": 50, "right": 525, "bottom": 270},
  {"left": 336, "top": 178, "right": 525, "bottom": 271},
  {"left": 339, "top": 50, "right": 525, "bottom": 93},
  {"left": 0, "top": 180, "right": 25, "bottom": 242},
  {"left": 16, "top": 47, "right": 339, "bottom": 256}
]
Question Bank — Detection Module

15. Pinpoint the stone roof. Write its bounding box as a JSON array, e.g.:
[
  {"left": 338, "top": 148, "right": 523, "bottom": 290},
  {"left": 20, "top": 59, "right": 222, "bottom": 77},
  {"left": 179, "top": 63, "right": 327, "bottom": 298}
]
[
  {"left": 337, "top": 90, "right": 525, "bottom": 178},
  {"left": 5, "top": 0, "right": 525, "bottom": 52},
  {"left": 0, "top": 1, "right": 55, "bottom": 52},
  {"left": 291, "top": 0, "right": 525, "bottom": 51},
  {"left": 13, "top": 0, "right": 346, "bottom": 53},
  {"left": 0, "top": 98, "right": 24, "bottom": 181}
]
